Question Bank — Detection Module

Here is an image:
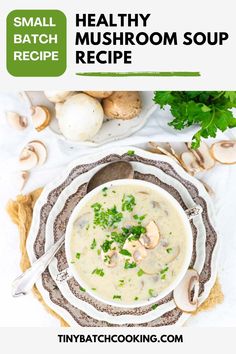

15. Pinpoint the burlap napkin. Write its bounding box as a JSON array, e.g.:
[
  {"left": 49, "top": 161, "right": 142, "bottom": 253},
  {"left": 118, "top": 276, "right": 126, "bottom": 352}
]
[{"left": 7, "top": 189, "right": 223, "bottom": 326}]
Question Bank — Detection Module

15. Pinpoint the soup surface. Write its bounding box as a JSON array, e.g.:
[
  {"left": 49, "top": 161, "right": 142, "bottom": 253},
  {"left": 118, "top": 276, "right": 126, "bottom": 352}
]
[{"left": 70, "top": 183, "right": 188, "bottom": 305}]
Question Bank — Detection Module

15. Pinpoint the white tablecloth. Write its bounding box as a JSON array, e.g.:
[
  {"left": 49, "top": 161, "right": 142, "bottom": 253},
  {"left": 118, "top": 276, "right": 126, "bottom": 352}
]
[{"left": 0, "top": 92, "right": 236, "bottom": 326}]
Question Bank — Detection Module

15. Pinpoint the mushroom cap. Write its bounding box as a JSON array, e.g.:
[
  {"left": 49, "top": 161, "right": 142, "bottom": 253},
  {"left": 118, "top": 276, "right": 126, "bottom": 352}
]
[
  {"left": 27, "top": 140, "right": 47, "bottom": 166},
  {"left": 31, "top": 106, "right": 51, "bottom": 132},
  {"left": 102, "top": 91, "right": 142, "bottom": 120},
  {"left": 19, "top": 146, "right": 38, "bottom": 171},
  {"left": 84, "top": 91, "right": 113, "bottom": 99},
  {"left": 44, "top": 91, "right": 72, "bottom": 103},
  {"left": 58, "top": 93, "right": 104, "bottom": 142},
  {"left": 123, "top": 239, "right": 147, "bottom": 264},
  {"left": 6, "top": 111, "right": 28, "bottom": 130},
  {"left": 210, "top": 140, "right": 236, "bottom": 164},
  {"left": 173, "top": 269, "right": 200, "bottom": 313},
  {"left": 140, "top": 220, "right": 160, "bottom": 249}
]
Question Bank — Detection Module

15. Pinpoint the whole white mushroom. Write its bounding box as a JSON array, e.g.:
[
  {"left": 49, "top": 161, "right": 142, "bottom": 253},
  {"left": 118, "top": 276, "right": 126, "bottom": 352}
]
[
  {"left": 44, "top": 91, "right": 72, "bottom": 103},
  {"left": 57, "top": 93, "right": 104, "bottom": 142}
]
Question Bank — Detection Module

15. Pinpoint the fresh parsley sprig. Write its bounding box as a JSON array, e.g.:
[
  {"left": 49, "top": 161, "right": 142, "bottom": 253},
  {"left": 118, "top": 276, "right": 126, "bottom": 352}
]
[{"left": 153, "top": 91, "right": 236, "bottom": 148}]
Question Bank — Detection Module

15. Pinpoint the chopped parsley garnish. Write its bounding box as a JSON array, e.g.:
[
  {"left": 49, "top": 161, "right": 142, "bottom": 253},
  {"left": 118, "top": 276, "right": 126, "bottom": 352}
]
[
  {"left": 91, "top": 202, "right": 102, "bottom": 212},
  {"left": 70, "top": 261, "right": 75, "bottom": 264},
  {"left": 134, "top": 296, "right": 139, "bottom": 301},
  {"left": 151, "top": 304, "right": 158, "bottom": 310},
  {"left": 127, "top": 150, "right": 135, "bottom": 156},
  {"left": 127, "top": 226, "right": 146, "bottom": 241},
  {"left": 86, "top": 224, "right": 90, "bottom": 231},
  {"left": 91, "top": 288, "right": 96, "bottom": 291},
  {"left": 113, "top": 295, "right": 122, "bottom": 300},
  {"left": 111, "top": 231, "right": 127, "bottom": 247},
  {"left": 148, "top": 289, "right": 155, "bottom": 297},
  {"left": 102, "top": 187, "right": 108, "bottom": 196},
  {"left": 137, "top": 268, "right": 145, "bottom": 277},
  {"left": 90, "top": 238, "right": 97, "bottom": 250},
  {"left": 75, "top": 252, "right": 81, "bottom": 260},
  {"left": 92, "top": 203, "right": 123, "bottom": 229},
  {"left": 124, "top": 259, "right": 137, "bottom": 269},
  {"left": 130, "top": 225, "right": 146, "bottom": 236},
  {"left": 133, "top": 214, "right": 146, "bottom": 221},
  {"left": 79, "top": 286, "right": 86, "bottom": 292},
  {"left": 92, "top": 268, "right": 105, "bottom": 277},
  {"left": 118, "top": 279, "right": 125, "bottom": 287},
  {"left": 160, "top": 266, "right": 169, "bottom": 280},
  {"left": 97, "top": 249, "right": 101, "bottom": 256},
  {"left": 101, "top": 239, "right": 113, "bottom": 253},
  {"left": 166, "top": 247, "right": 173, "bottom": 254},
  {"left": 112, "top": 190, "right": 116, "bottom": 193},
  {"left": 104, "top": 255, "right": 111, "bottom": 263},
  {"left": 119, "top": 249, "right": 131, "bottom": 257},
  {"left": 110, "top": 225, "right": 146, "bottom": 249},
  {"left": 122, "top": 194, "right": 136, "bottom": 212}
]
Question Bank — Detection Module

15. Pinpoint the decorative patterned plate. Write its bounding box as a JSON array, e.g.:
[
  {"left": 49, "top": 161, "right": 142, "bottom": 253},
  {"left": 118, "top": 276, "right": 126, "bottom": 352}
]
[
  {"left": 22, "top": 91, "right": 156, "bottom": 146},
  {"left": 27, "top": 147, "right": 219, "bottom": 326}
]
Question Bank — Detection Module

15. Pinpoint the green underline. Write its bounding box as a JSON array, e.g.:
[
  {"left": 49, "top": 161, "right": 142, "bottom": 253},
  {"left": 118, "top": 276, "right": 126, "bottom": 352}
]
[{"left": 76, "top": 71, "right": 201, "bottom": 77}]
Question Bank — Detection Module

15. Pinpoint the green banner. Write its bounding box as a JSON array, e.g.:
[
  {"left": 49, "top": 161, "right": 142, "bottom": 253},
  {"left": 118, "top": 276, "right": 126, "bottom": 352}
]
[{"left": 7, "top": 9, "right": 66, "bottom": 77}]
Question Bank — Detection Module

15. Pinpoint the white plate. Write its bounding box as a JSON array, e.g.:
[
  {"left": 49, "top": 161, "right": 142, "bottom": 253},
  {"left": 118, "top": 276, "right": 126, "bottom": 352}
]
[
  {"left": 23, "top": 91, "right": 156, "bottom": 146},
  {"left": 26, "top": 147, "right": 219, "bottom": 327}
]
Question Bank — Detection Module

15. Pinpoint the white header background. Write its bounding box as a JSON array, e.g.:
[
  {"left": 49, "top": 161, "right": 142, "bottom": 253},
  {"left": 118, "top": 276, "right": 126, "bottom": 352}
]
[{"left": 0, "top": 0, "right": 236, "bottom": 90}]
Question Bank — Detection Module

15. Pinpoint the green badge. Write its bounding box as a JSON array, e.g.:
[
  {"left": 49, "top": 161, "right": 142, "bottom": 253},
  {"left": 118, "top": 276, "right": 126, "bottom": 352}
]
[{"left": 6, "top": 10, "right": 66, "bottom": 77}]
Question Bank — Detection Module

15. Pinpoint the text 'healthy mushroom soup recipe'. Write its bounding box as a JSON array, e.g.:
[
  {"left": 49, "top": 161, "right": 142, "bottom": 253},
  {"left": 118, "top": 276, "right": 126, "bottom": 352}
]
[{"left": 68, "top": 180, "right": 191, "bottom": 307}]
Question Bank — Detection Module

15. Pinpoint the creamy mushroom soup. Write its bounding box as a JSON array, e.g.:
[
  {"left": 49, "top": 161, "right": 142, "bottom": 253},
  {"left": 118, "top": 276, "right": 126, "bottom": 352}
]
[{"left": 70, "top": 184, "right": 189, "bottom": 305}]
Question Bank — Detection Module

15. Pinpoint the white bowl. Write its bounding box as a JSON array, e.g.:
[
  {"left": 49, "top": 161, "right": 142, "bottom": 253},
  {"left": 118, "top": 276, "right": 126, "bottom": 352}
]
[{"left": 65, "top": 179, "right": 193, "bottom": 308}]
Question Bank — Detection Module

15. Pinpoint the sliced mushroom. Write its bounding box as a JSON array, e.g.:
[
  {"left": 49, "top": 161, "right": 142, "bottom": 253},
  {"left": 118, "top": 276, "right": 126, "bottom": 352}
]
[
  {"left": 151, "top": 200, "right": 161, "bottom": 208},
  {"left": 19, "top": 146, "right": 38, "bottom": 171},
  {"left": 31, "top": 106, "right": 51, "bottom": 132},
  {"left": 102, "top": 250, "right": 118, "bottom": 268},
  {"left": 18, "top": 171, "right": 30, "bottom": 191},
  {"left": 166, "top": 143, "right": 182, "bottom": 164},
  {"left": 180, "top": 151, "right": 202, "bottom": 175},
  {"left": 149, "top": 142, "right": 180, "bottom": 165},
  {"left": 173, "top": 269, "right": 200, "bottom": 313},
  {"left": 187, "top": 141, "right": 215, "bottom": 170},
  {"left": 137, "top": 191, "right": 149, "bottom": 196},
  {"left": 74, "top": 212, "right": 91, "bottom": 230},
  {"left": 210, "top": 140, "right": 236, "bottom": 164},
  {"left": 6, "top": 111, "right": 28, "bottom": 130},
  {"left": 27, "top": 140, "right": 47, "bottom": 166},
  {"left": 140, "top": 249, "right": 162, "bottom": 275},
  {"left": 166, "top": 245, "right": 180, "bottom": 263},
  {"left": 123, "top": 239, "right": 147, "bottom": 264},
  {"left": 140, "top": 220, "right": 160, "bottom": 249}
]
